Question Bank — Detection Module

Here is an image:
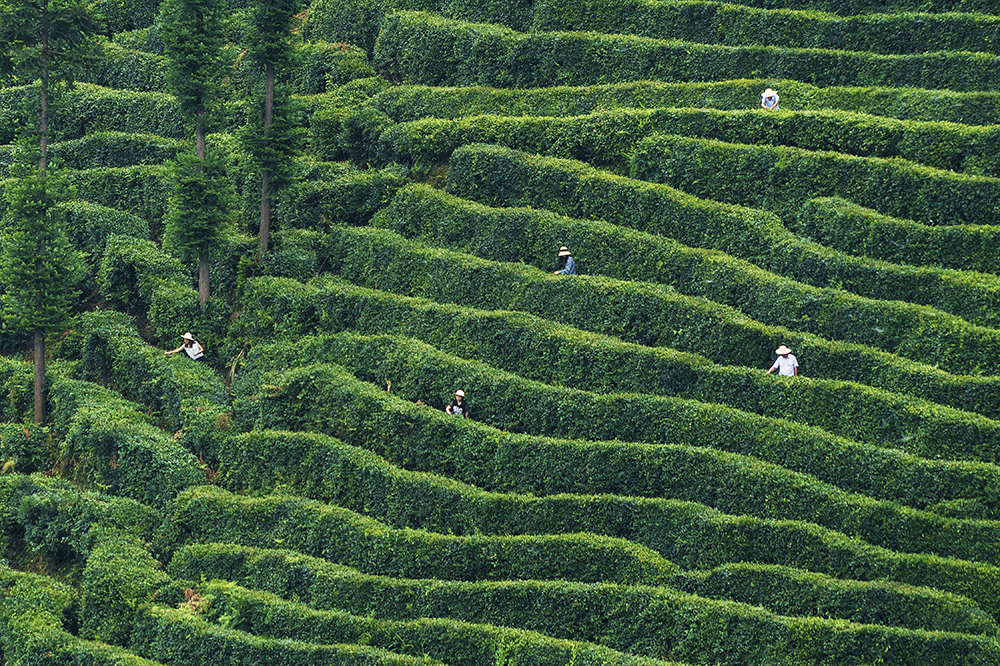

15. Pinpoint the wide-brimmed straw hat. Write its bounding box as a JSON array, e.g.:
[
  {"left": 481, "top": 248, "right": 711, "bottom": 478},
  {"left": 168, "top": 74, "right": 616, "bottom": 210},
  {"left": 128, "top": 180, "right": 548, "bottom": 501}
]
[
  {"left": 455, "top": 389, "right": 465, "bottom": 397},
  {"left": 558, "top": 246, "right": 572, "bottom": 257},
  {"left": 182, "top": 332, "right": 194, "bottom": 341},
  {"left": 775, "top": 345, "right": 792, "bottom": 355},
  {"left": 762, "top": 88, "right": 776, "bottom": 97}
]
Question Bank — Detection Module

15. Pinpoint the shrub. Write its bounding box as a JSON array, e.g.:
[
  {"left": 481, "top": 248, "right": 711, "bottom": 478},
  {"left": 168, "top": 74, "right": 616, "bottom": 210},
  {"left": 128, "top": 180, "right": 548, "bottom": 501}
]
[
  {"left": 85, "top": 42, "right": 168, "bottom": 93},
  {"left": 368, "top": 79, "right": 1000, "bottom": 126},
  {"left": 48, "top": 132, "right": 186, "bottom": 170},
  {"left": 630, "top": 133, "right": 1000, "bottom": 225},
  {"left": 234, "top": 277, "right": 1000, "bottom": 465},
  {"left": 158, "top": 486, "right": 680, "bottom": 585},
  {"left": 228, "top": 362, "right": 1000, "bottom": 566},
  {"left": 374, "top": 11, "right": 1000, "bottom": 91},
  {"left": 796, "top": 198, "right": 1000, "bottom": 275},
  {"left": 170, "top": 544, "right": 1000, "bottom": 663},
  {"left": 230, "top": 335, "right": 1000, "bottom": 520},
  {"left": 532, "top": 0, "right": 1000, "bottom": 56},
  {"left": 275, "top": 169, "right": 405, "bottom": 230}
]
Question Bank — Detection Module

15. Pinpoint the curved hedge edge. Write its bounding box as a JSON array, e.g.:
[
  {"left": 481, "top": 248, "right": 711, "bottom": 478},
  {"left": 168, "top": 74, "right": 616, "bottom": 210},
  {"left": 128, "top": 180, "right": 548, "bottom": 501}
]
[
  {"left": 199, "top": 579, "right": 685, "bottom": 666},
  {"left": 156, "top": 485, "right": 680, "bottom": 586},
  {"left": 0, "top": 566, "right": 168, "bottom": 666},
  {"left": 168, "top": 543, "right": 1000, "bottom": 664},
  {"left": 796, "top": 197, "right": 1000, "bottom": 276},
  {"left": 233, "top": 332, "right": 1000, "bottom": 519},
  {"left": 227, "top": 361, "right": 1000, "bottom": 567},
  {"left": 233, "top": 276, "right": 1000, "bottom": 467},
  {"left": 365, "top": 80, "right": 1000, "bottom": 126}
]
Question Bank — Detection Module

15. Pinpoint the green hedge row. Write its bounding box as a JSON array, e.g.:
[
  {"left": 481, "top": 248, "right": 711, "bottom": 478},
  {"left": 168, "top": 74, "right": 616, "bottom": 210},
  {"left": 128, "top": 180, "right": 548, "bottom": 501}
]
[
  {"left": 0, "top": 83, "right": 186, "bottom": 144},
  {"left": 97, "top": 236, "right": 231, "bottom": 355},
  {"left": 234, "top": 277, "right": 1000, "bottom": 465},
  {"left": 61, "top": 164, "right": 170, "bottom": 233},
  {"left": 232, "top": 334, "right": 1000, "bottom": 520},
  {"left": 796, "top": 198, "right": 1000, "bottom": 275},
  {"left": 302, "top": 0, "right": 536, "bottom": 54},
  {"left": 0, "top": 473, "right": 162, "bottom": 566},
  {"left": 158, "top": 486, "right": 681, "bottom": 585},
  {"left": 533, "top": 0, "right": 1000, "bottom": 56},
  {"left": 373, "top": 11, "right": 1000, "bottom": 92},
  {"left": 49, "top": 377, "right": 204, "bottom": 508},
  {"left": 368, "top": 80, "right": 1000, "bottom": 126},
  {"left": 171, "top": 544, "right": 1000, "bottom": 663},
  {"left": 630, "top": 133, "right": 1000, "bottom": 225},
  {"left": 0, "top": 566, "right": 166, "bottom": 666},
  {"left": 376, "top": 107, "right": 1000, "bottom": 178},
  {"left": 131, "top": 605, "right": 445, "bottom": 666},
  {"left": 59, "top": 311, "right": 231, "bottom": 452},
  {"left": 274, "top": 169, "right": 405, "bottom": 231},
  {"left": 229, "top": 362, "right": 1000, "bottom": 566},
  {"left": 199, "top": 580, "right": 678, "bottom": 666},
  {"left": 47, "top": 132, "right": 186, "bottom": 170},
  {"left": 671, "top": 562, "right": 996, "bottom": 636},
  {"left": 373, "top": 185, "right": 1000, "bottom": 379},
  {"left": 448, "top": 144, "right": 1000, "bottom": 374},
  {"left": 84, "top": 42, "right": 167, "bottom": 93},
  {"left": 702, "top": 0, "right": 995, "bottom": 14}
]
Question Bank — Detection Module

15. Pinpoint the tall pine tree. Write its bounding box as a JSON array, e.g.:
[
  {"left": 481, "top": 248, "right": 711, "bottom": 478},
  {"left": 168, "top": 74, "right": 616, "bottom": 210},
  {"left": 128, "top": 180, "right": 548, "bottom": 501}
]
[
  {"left": 1, "top": 169, "right": 85, "bottom": 423},
  {"left": 160, "top": 0, "right": 227, "bottom": 307},
  {"left": 0, "top": 0, "right": 100, "bottom": 174},
  {"left": 243, "top": 0, "right": 301, "bottom": 259}
]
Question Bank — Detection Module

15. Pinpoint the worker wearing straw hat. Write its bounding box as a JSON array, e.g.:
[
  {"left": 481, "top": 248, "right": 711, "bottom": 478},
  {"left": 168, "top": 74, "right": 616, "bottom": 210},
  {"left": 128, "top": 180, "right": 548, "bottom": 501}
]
[
  {"left": 165, "top": 332, "right": 205, "bottom": 361},
  {"left": 554, "top": 246, "right": 576, "bottom": 275},
  {"left": 446, "top": 389, "right": 470, "bottom": 418},
  {"left": 761, "top": 88, "right": 779, "bottom": 110},
  {"left": 766, "top": 345, "right": 798, "bottom": 376}
]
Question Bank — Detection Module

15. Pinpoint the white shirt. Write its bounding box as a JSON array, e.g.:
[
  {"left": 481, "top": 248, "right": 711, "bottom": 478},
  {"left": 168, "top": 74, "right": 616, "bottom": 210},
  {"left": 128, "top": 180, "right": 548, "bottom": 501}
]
[
  {"left": 770, "top": 354, "right": 798, "bottom": 376},
  {"left": 184, "top": 342, "right": 204, "bottom": 360}
]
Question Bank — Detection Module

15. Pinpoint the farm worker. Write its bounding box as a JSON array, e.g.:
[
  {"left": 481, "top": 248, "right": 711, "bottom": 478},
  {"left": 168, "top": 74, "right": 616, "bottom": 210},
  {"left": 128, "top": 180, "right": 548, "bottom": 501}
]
[
  {"left": 446, "top": 389, "right": 470, "bottom": 418},
  {"left": 766, "top": 345, "right": 798, "bottom": 377},
  {"left": 554, "top": 246, "right": 576, "bottom": 275},
  {"left": 165, "top": 332, "right": 205, "bottom": 361},
  {"left": 761, "top": 88, "right": 779, "bottom": 110}
]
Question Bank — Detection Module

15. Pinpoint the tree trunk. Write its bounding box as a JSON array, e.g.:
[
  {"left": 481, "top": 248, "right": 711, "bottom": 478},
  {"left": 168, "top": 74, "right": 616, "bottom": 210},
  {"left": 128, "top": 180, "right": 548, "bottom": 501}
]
[
  {"left": 196, "top": 113, "right": 206, "bottom": 164},
  {"left": 258, "top": 170, "right": 271, "bottom": 260},
  {"left": 39, "top": 0, "right": 50, "bottom": 176},
  {"left": 198, "top": 250, "right": 210, "bottom": 310},
  {"left": 33, "top": 330, "right": 45, "bottom": 424},
  {"left": 258, "top": 61, "right": 275, "bottom": 260}
]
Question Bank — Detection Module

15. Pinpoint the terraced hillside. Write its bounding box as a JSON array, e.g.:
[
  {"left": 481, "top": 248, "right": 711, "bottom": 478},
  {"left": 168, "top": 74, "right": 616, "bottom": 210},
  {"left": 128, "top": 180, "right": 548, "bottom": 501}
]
[{"left": 1, "top": 0, "right": 999, "bottom": 663}]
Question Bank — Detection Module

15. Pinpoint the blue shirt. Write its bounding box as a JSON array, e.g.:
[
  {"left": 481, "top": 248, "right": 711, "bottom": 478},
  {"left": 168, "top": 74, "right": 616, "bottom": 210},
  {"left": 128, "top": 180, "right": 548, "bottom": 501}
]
[{"left": 556, "top": 256, "right": 576, "bottom": 275}]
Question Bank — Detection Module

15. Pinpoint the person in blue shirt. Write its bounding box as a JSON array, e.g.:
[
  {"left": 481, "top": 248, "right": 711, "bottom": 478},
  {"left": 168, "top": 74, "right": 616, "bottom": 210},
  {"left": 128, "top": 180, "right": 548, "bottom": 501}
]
[
  {"left": 554, "top": 246, "right": 576, "bottom": 275},
  {"left": 761, "top": 88, "right": 779, "bottom": 110}
]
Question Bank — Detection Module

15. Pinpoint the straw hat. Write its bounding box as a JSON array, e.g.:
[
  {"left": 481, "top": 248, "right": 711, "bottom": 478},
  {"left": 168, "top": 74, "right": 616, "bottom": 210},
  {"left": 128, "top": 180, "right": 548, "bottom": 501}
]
[
  {"left": 775, "top": 345, "right": 792, "bottom": 355},
  {"left": 455, "top": 389, "right": 465, "bottom": 397},
  {"left": 558, "top": 246, "right": 572, "bottom": 257},
  {"left": 182, "top": 332, "right": 194, "bottom": 341},
  {"left": 762, "top": 88, "right": 776, "bottom": 97}
]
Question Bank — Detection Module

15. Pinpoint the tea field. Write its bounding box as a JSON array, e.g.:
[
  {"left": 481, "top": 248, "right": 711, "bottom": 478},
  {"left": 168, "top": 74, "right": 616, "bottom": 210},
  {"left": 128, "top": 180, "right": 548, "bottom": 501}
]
[{"left": 1, "top": 0, "right": 999, "bottom": 663}]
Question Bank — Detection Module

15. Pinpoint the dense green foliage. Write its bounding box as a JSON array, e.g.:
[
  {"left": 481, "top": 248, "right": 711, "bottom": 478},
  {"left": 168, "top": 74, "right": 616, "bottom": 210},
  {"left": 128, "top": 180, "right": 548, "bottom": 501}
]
[{"left": 3, "top": 0, "right": 1000, "bottom": 662}]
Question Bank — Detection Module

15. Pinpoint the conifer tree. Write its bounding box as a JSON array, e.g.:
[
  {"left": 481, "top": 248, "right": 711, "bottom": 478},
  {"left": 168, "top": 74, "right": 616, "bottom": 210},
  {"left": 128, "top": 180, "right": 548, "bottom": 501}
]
[
  {"left": 162, "top": 152, "right": 235, "bottom": 309},
  {"left": 160, "top": 0, "right": 227, "bottom": 307},
  {"left": 0, "top": 0, "right": 100, "bottom": 174},
  {"left": 1, "top": 169, "right": 86, "bottom": 423},
  {"left": 160, "top": 0, "right": 224, "bottom": 161},
  {"left": 243, "top": 0, "right": 301, "bottom": 259}
]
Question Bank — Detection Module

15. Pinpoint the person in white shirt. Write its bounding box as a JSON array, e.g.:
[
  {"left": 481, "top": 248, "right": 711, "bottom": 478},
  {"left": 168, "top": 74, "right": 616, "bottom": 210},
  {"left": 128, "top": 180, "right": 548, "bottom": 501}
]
[
  {"left": 761, "top": 88, "right": 779, "bottom": 110},
  {"left": 766, "top": 345, "right": 798, "bottom": 376},
  {"left": 165, "top": 332, "right": 205, "bottom": 361}
]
